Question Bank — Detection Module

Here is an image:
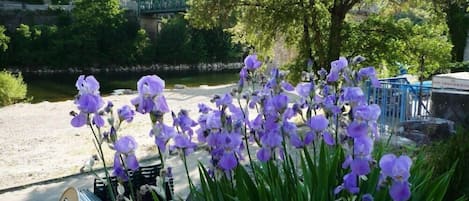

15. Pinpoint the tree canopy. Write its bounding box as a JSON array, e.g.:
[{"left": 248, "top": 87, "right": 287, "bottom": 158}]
[{"left": 187, "top": 0, "right": 457, "bottom": 79}]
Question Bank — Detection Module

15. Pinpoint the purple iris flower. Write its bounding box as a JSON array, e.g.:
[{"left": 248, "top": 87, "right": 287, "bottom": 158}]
[
  {"left": 137, "top": 75, "right": 165, "bottom": 97},
  {"left": 332, "top": 57, "right": 348, "bottom": 71},
  {"left": 272, "top": 93, "right": 289, "bottom": 111},
  {"left": 379, "top": 154, "right": 412, "bottom": 182},
  {"left": 281, "top": 81, "right": 295, "bottom": 91},
  {"left": 71, "top": 75, "right": 105, "bottom": 128},
  {"left": 323, "top": 95, "right": 341, "bottom": 115},
  {"left": 354, "top": 104, "right": 381, "bottom": 122},
  {"left": 153, "top": 123, "right": 177, "bottom": 152},
  {"left": 389, "top": 181, "right": 411, "bottom": 201},
  {"left": 219, "top": 152, "right": 237, "bottom": 171},
  {"left": 342, "top": 155, "right": 353, "bottom": 169},
  {"left": 131, "top": 75, "right": 168, "bottom": 114},
  {"left": 75, "top": 75, "right": 100, "bottom": 95},
  {"left": 295, "top": 82, "right": 313, "bottom": 98},
  {"left": 362, "top": 194, "right": 374, "bottom": 201},
  {"left": 351, "top": 158, "right": 371, "bottom": 176},
  {"left": 113, "top": 136, "right": 139, "bottom": 180},
  {"left": 174, "top": 110, "right": 197, "bottom": 135},
  {"left": 257, "top": 148, "right": 271, "bottom": 162},
  {"left": 250, "top": 114, "right": 263, "bottom": 130},
  {"left": 318, "top": 68, "right": 328, "bottom": 79},
  {"left": 215, "top": 93, "right": 233, "bottom": 107},
  {"left": 113, "top": 154, "right": 127, "bottom": 180},
  {"left": 92, "top": 114, "right": 105, "bottom": 127},
  {"left": 76, "top": 94, "right": 104, "bottom": 113},
  {"left": 218, "top": 133, "right": 242, "bottom": 171},
  {"left": 114, "top": 135, "right": 138, "bottom": 154},
  {"left": 303, "top": 131, "right": 315, "bottom": 145},
  {"left": 343, "top": 87, "right": 365, "bottom": 104},
  {"left": 71, "top": 113, "right": 87, "bottom": 127},
  {"left": 308, "top": 114, "right": 329, "bottom": 132},
  {"left": 354, "top": 136, "right": 373, "bottom": 158},
  {"left": 335, "top": 173, "right": 359, "bottom": 194},
  {"left": 290, "top": 133, "right": 304, "bottom": 148},
  {"left": 239, "top": 67, "right": 248, "bottom": 79},
  {"left": 206, "top": 111, "right": 222, "bottom": 129},
  {"left": 244, "top": 54, "right": 262, "bottom": 70},
  {"left": 261, "top": 131, "right": 282, "bottom": 148},
  {"left": 322, "top": 131, "right": 335, "bottom": 145},
  {"left": 379, "top": 154, "right": 412, "bottom": 201},
  {"left": 358, "top": 67, "right": 380, "bottom": 88},
  {"left": 173, "top": 133, "right": 197, "bottom": 156},
  {"left": 347, "top": 121, "right": 368, "bottom": 138},
  {"left": 327, "top": 57, "right": 348, "bottom": 82},
  {"left": 118, "top": 105, "right": 135, "bottom": 122},
  {"left": 154, "top": 95, "right": 170, "bottom": 113}
]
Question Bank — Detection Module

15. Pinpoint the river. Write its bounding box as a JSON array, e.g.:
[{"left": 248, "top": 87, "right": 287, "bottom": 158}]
[{"left": 23, "top": 70, "right": 240, "bottom": 103}]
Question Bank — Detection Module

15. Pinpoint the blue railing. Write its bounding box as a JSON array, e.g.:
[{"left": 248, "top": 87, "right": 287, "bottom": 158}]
[
  {"left": 366, "top": 78, "right": 433, "bottom": 133},
  {"left": 138, "top": 0, "right": 187, "bottom": 14}
]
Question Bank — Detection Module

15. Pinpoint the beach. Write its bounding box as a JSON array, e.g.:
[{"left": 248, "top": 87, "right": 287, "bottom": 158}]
[{"left": 0, "top": 83, "right": 236, "bottom": 198}]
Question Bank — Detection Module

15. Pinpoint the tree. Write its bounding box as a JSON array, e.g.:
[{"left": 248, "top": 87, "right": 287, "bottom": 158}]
[
  {"left": 187, "top": 0, "right": 362, "bottom": 71},
  {"left": 154, "top": 15, "right": 243, "bottom": 64},
  {"left": 342, "top": 1, "right": 452, "bottom": 78},
  {"left": 433, "top": 0, "right": 469, "bottom": 62}
]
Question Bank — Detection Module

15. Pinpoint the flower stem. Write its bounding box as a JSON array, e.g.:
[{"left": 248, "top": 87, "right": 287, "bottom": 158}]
[
  {"left": 335, "top": 114, "right": 339, "bottom": 148},
  {"left": 89, "top": 124, "right": 116, "bottom": 201},
  {"left": 181, "top": 150, "right": 193, "bottom": 188},
  {"left": 236, "top": 98, "right": 257, "bottom": 183},
  {"left": 157, "top": 145, "right": 165, "bottom": 168},
  {"left": 119, "top": 155, "right": 137, "bottom": 201}
]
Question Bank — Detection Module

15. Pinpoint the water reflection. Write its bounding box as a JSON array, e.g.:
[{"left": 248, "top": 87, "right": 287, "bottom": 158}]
[{"left": 23, "top": 70, "right": 239, "bottom": 103}]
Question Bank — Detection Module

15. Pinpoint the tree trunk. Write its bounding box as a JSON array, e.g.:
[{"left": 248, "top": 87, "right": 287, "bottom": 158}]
[
  {"left": 324, "top": 0, "right": 360, "bottom": 70},
  {"left": 445, "top": 3, "right": 468, "bottom": 62},
  {"left": 301, "top": 1, "right": 313, "bottom": 64},
  {"left": 325, "top": 7, "right": 346, "bottom": 70}
]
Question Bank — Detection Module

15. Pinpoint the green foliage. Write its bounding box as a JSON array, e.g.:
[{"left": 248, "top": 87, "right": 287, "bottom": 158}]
[
  {"left": 0, "top": 71, "right": 27, "bottom": 106},
  {"left": 1, "top": 11, "right": 151, "bottom": 67},
  {"left": 447, "top": 61, "right": 469, "bottom": 72},
  {"left": 424, "top": 127, "right": 469, "bottom": 200},
  {"left": 281, "top": 58, "right": 306, "bottom": 86},
  {"left": 187, "top": 0, "right": 456, "bottom": 78},
  {"left": 0, "top": 10, "right": 242, "bottom": 68},
  {"left": 433, "top": 0, "right": 469, "bottom": 61},
  {"left": 187, "top": 0, "right": 361, "bottom": 71},
  {"left": 0, "top": 26, "right": 9, "bottom": 53},
  {"left": 343, "top": 1, "right": 452, "bottom": 78},
  {"left": 191, "top": 142, "right": 458, "bottom": 201},
  {"left": 155, "top": 15, "right": 243, "bottom": 64}
]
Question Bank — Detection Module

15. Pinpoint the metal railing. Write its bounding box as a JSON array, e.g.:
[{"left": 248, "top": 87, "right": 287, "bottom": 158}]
[
  {"left": 138, "top": 0, "right": 186, "bottom": 14},
  {"left": 366, "top": 78, "right": 433, "bottom": 133}
]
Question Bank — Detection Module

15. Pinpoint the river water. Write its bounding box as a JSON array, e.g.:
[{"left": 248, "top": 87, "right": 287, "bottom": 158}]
[{"left": 23, "top": 70, "right": 239, "bottom": 103}]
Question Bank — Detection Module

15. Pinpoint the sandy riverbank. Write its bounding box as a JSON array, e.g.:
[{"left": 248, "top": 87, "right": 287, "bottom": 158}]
[{"left": 0, "top": 84, "right": 236, "bottom": 190}]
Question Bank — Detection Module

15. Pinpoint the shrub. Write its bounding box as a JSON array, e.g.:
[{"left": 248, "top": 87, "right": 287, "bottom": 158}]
[
  {"left": 0, "top": 71, "right": 27, "bottom": 106},
  {"left": 425, "top": 127, "right": 469, "bottom": 200}
]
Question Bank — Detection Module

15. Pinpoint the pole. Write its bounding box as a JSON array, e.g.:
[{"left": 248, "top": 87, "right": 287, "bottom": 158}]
[{"left": 418, "top": 55, "right": 425, "bottom": 116}]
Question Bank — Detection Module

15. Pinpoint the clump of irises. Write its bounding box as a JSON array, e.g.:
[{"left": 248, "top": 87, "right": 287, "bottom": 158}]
[{"left": 71, "top": 55, "right": 413, "bottom": 201}]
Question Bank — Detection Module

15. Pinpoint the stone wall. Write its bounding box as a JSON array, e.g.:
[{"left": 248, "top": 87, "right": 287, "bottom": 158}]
[
  {"left": 7, "top": 62, "right": 244, "bottom": 74},
  {"left": 431, "top": 89, "right": 469, "bottom": 127}
]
